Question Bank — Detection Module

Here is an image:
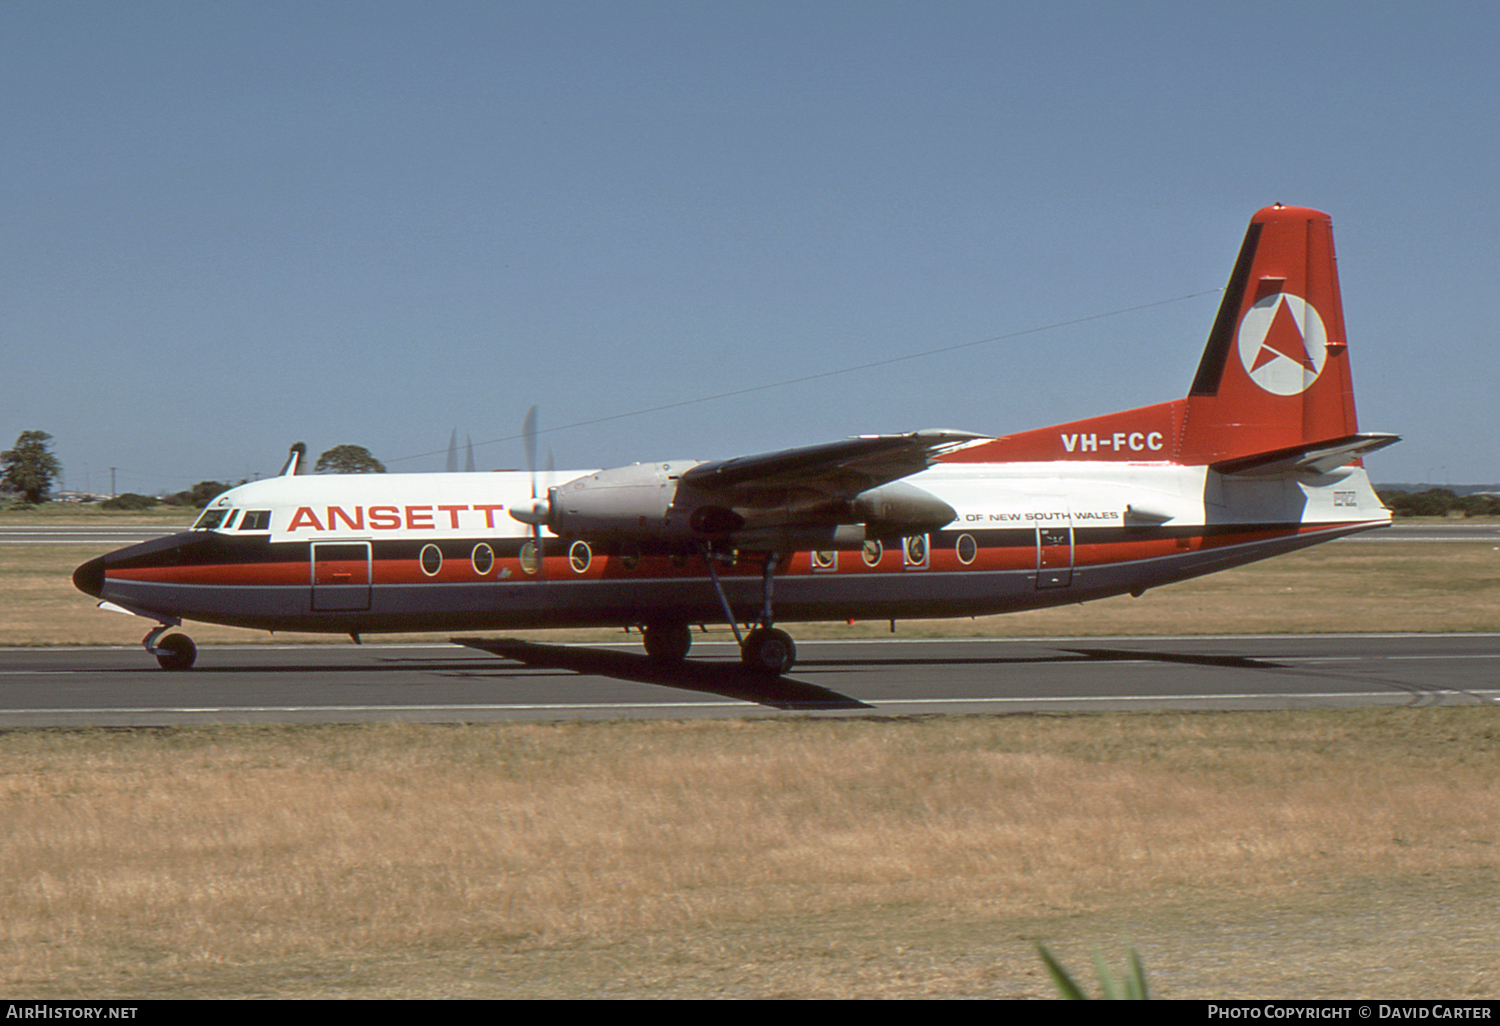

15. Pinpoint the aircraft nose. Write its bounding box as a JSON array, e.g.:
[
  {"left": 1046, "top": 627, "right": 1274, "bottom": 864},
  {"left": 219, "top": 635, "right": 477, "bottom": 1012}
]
[{"left": 73, "top": 555, "right": 106, "bottom": 598}]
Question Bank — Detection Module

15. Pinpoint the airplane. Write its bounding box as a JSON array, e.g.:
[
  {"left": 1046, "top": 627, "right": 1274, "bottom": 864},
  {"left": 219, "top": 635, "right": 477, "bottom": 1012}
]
[{"left": 74, "top": 204, "right": 1398, "bottom": 674}]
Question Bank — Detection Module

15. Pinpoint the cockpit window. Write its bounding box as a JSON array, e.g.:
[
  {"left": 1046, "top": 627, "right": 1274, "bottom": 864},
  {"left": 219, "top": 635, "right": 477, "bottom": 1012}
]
[
  {"left": 192, "top": 508, "right": 230, "bottom": 531},
  {"left": 222, "top": 510, "right": 241, "bottom": 530},
  {"left": 239, "top": 510, "right": 272, "bottom": 531}
]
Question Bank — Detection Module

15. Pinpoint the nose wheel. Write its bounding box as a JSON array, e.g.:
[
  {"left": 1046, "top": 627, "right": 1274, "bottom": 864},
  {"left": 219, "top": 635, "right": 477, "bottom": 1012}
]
[{"left": 144, "top": 624, "right": 197, "bottom": 671}]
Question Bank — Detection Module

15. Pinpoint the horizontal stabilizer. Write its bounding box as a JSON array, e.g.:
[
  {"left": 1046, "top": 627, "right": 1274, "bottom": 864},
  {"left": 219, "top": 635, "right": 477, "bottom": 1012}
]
[{"left": 1210, "top": 433, "right": 1401, "bottom": 477}]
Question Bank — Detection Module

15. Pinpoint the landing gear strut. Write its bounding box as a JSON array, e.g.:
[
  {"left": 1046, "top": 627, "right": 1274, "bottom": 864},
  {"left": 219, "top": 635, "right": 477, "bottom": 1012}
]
[
  {"left": 699, "top": 547, "right": 797, "bottom": 675},
  {"left": 739, "top": 551, "right": 796, "bottom": 673},
  {"left": 144, "top": 623, "right": 196, "bottom": 671}
]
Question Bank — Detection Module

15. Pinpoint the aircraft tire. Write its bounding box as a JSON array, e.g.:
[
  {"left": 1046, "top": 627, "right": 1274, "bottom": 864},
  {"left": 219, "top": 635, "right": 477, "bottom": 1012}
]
[
  {"left": 155, "top": 633, "right": 197, "bottom": 671},
  {"left": 643, "top": 623, "right": 692, "bottom": 663},
  {"left": 740, "top": 628, "right": 796, "bottom": 675}
]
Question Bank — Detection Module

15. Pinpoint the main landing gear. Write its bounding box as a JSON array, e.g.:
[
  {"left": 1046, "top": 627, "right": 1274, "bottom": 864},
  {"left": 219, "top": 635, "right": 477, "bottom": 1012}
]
[
  {"left": 738, "top": 626, "right": 797, "bottom": 675},
  {"left": 639, "top": 549, "right": 798, "bottom": 675},
  {"left": 144, "top": 623, "right": 197, "bottom": 671},
  {"left": 730, "top": 551, "right": 796, "bottom": 674},
  {"left": 642, "top": 622, "right": 693, "bottom": 663}
]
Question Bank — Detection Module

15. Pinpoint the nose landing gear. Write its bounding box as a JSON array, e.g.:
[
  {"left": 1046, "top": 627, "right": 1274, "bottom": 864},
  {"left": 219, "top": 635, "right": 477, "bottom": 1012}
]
[{"left": 144, "top": 623, "right": 197, "bottom": 671}]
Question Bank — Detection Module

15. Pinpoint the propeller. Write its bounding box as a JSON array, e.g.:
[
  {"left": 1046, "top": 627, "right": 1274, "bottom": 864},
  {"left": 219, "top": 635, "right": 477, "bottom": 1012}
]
[
  {"left": 514, "top": 406, "right": 549, "bottom": 577},
  {"left": 522, "top": 406, "right": 538, "bottom": 488}
]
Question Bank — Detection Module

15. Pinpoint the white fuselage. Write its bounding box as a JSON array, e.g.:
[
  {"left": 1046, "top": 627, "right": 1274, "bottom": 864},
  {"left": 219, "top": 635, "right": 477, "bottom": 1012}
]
[{"left": 78, "top": 459, "right": 1389, "bottom": 636}]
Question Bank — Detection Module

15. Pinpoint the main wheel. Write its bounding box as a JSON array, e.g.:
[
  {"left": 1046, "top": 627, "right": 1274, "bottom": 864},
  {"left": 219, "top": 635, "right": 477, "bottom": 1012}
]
[
  {"left": 740, "top": 627, "right": 796, "bottom": 675},
  {"left": 642, "top": 622, "right": 692, "bottom": 663},
  {"left": 155, "top": 633, "right": 197, "bottom": 671}
]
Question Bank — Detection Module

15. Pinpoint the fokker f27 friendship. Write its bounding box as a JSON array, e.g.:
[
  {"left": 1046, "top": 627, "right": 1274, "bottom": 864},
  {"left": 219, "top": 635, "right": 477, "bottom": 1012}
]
[{"left": 75, "top": 205, "right": 1398, "bottom": 673}]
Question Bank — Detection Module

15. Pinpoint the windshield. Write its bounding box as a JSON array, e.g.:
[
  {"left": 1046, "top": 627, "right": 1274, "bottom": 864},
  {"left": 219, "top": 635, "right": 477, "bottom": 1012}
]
[{"left": 192, "top": 507, "right": 231, "bottom": 531}]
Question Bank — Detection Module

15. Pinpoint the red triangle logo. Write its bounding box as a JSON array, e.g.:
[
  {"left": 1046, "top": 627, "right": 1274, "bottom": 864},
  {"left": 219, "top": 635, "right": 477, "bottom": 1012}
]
[
  {"left": 1252, "top": 297, "right": 1317, "bottom": 373},
  {"left": 1250, "top": 340, "right": 1281, "bottom": 372}
]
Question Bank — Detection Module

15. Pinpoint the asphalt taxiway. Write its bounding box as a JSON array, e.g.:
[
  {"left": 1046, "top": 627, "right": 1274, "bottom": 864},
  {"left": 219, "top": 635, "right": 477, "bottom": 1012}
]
[{"left": 1, "top": 634, "right": 1496, "bottom": 727}]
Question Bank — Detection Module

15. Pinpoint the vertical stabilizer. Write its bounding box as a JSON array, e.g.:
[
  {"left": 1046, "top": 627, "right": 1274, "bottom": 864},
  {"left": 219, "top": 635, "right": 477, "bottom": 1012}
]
[
  {"left": 1178, "top": 205, "right": 1359, "bottom": 464},
  {"left": 279, "top": 442, "right": 306, "bottom": 477}
]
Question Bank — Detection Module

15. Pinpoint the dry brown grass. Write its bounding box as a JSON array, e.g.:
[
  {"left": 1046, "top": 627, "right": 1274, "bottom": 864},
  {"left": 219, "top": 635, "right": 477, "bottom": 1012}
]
[
  {"left": 3, "top": 710, "right": 1498, "bottom": 998},
  {"left": 8, "top": 540, "right": 1500, "bottom": 647}
]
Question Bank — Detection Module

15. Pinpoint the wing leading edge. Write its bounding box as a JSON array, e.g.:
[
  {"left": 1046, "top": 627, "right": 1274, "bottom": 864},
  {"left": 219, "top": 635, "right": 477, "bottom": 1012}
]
[{"left": 681, "top": 429, "right": 987, "bottom": 497}]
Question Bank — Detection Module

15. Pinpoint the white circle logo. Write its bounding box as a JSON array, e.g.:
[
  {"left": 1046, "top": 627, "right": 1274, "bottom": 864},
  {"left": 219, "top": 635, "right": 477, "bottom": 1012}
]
[{"left": 1236, "top": 293, "right": 1327, "bottom": 396}]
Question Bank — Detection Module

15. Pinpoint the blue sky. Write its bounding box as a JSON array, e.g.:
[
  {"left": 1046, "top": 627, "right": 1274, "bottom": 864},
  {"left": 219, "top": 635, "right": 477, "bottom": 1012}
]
[{"left": 4, "top": 1, "right": 1497, "bottom": 494}]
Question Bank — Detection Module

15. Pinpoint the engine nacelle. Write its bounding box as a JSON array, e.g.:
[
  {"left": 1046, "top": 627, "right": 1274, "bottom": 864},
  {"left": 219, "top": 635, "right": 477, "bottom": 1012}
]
[
  {"left": 851, "top": 481, "right": 959, "bottom": 538},
  {"left": 724, "top": 482, "right": 957, "bottom": 550},
  {"left": 519, "top": 461, "right": 959, "bottom": 549},
  {"left": 544, "top": 460, "right": 700, "bottom": 539}
]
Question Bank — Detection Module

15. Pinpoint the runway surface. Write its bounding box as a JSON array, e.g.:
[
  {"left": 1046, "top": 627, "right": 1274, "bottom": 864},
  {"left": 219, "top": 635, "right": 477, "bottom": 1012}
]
[{"left": 2, "top": 634, "right": 1496, "bottom": 727}]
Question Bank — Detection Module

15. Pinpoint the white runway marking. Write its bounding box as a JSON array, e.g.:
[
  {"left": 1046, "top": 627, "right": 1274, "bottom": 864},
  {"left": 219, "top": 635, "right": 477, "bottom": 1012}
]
[{"left": 10, "top": 687, "right": 1500, "bottom": 720}]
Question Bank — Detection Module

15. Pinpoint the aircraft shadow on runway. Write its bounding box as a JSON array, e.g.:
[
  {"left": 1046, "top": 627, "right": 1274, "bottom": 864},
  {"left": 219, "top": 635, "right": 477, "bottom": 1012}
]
[
  {"left": 794, "top": 647, "right": 1284, "bottom": 670},
  {"left": 1058, "top": 647, "right": 1282, "bottom": 669},
  {"left": 451, "top": 638, "right": 872, "bottom": 711}
]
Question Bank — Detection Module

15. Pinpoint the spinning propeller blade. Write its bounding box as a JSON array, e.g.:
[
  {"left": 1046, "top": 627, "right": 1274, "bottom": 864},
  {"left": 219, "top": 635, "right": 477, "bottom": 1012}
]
[{"left": 521, "top": 406, "right": 545, "bottom": 579}]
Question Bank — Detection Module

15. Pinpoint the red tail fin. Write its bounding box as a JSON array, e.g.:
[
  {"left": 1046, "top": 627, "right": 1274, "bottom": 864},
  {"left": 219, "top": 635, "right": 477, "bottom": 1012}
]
[
  {"left": 942, "top": 205, "right": 1367, "bottom": 468},
  {"left": 1178, "top": 204, "right": 1359, "bottom": 464}
]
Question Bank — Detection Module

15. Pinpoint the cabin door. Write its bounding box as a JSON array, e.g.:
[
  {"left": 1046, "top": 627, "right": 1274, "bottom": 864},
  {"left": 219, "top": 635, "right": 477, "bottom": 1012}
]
[
  {"left": 1032, "top": 498, "right": 1074, "bottom": 589},
  {"left": 311, "top": 542, "right": 372, "bottom": 611}
]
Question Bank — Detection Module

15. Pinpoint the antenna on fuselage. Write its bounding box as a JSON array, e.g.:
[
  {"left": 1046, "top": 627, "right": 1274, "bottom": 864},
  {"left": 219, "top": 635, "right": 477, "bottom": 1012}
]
[{"left": 279, "top": 442, "right": 307, "bottom": 477}]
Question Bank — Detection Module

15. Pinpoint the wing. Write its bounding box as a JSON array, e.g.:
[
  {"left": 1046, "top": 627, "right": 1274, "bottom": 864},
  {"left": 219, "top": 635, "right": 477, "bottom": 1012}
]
[
  {"left": 534, "top": 429, "right": 988, "bottom": 546},
  {"left": 680, "top": 429, "right": 987, "bottom": 497}
]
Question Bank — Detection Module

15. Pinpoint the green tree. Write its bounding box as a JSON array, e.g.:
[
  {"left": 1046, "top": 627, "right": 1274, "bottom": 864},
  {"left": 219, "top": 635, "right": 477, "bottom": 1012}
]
[
  {"left": 315, "top": 444, "right": 386, "bottom": 474},
  {"left": 1455, "top": 493, "right": 1500, "bottom": 518},
  {"left": 1, "top": 430, "right": 62, "bottom": 504},
  {"left": 1380, "top": 488, "right": 1457, "bottom": 517},
  {"left": 101, "top": 492, "right": 158, "bottom": 511},
  {"left": 163, "top": 481, "right": 234, "bottom": 509}
]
